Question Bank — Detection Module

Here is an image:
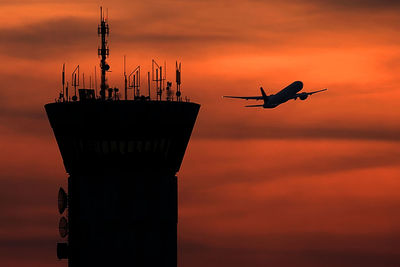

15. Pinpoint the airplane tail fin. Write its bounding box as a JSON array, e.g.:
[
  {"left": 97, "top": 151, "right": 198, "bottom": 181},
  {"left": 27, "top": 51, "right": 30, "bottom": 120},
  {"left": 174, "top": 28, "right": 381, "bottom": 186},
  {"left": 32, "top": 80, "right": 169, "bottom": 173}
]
[{"left": 260, "top": 87, "right": 268, "bottom": 102}]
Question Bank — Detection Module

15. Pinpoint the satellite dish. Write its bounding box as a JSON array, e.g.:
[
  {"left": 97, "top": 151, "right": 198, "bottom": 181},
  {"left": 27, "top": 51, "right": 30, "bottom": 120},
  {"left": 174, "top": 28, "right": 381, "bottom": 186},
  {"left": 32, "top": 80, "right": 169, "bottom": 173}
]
[
  {"left": 58, "top": 187, "right": 67, "bottom": 214},
  {"left": 59, "top": 216, "right": 68, "bottom": 238}
]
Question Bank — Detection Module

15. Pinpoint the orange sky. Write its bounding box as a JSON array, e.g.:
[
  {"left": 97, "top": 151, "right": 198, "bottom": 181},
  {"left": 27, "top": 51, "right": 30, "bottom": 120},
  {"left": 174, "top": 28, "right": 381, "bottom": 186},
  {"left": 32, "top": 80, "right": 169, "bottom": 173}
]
[{"left": 1, "top": 0, "right": 400, "bottom": 266}]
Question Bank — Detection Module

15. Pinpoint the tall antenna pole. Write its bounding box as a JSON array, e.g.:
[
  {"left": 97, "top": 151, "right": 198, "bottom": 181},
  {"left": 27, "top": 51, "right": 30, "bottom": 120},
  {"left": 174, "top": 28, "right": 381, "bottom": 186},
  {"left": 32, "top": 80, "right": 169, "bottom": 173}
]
[
  {"left": 62, "top": 63, "right": 65, "bottom": 102},
  {"left": 176, "top": 61, "right": 182, "bottom": 102},
  {"left": 66, "top": 82, "right": 69, "bottom": 101},
  {"left": 164, "top": 61, "right": 166, "bottom": 93},
  {"left": 159, "top": 67, "right": 163, "bottom": 100},
  {"left": 94, "top": 66, "right": 97, "bottom": 98},
  {"left": 72, "top": 65, "right": 79, "bottom": 101},
  {"left": 124, "top": 55, "right": 127, "bottom": 100},
  {"left": 98, "top": 6, "right": 110, "bottom": 100},
  {"left": 148, "top": 71, "right": 151, "bottom": 100}
]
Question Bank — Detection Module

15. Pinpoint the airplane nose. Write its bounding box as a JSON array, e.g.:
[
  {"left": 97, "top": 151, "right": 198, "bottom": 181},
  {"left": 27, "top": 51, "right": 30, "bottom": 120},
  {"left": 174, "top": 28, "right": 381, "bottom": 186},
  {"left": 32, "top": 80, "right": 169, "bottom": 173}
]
[{"left": 295, "top": 81, "right": 303, "bottom": 89}]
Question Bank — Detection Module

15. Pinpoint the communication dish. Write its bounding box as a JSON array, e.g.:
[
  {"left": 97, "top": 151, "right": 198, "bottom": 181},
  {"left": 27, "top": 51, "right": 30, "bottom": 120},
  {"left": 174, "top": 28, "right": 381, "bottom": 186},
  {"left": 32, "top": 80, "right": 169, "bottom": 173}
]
[
  {"left": 59, "top": 216, "right": 68, "bottom": 238},
  {"left": 58, "top": 187, "right": 68, "bottom": 214}
]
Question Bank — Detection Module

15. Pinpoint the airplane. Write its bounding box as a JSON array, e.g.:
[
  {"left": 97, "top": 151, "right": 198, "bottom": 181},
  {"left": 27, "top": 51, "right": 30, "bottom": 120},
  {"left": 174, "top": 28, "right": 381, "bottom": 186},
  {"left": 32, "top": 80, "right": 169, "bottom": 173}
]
[{"left": 223, "top": 81, "right": 327, "bottom": 108}]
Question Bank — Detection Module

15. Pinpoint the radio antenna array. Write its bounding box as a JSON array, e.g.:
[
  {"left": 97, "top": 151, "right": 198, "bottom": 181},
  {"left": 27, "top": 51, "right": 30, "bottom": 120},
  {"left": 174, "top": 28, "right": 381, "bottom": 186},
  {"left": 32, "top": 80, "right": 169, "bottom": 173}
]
[{"left": 53, "top": 7, "right": 190, "bottom": 104}]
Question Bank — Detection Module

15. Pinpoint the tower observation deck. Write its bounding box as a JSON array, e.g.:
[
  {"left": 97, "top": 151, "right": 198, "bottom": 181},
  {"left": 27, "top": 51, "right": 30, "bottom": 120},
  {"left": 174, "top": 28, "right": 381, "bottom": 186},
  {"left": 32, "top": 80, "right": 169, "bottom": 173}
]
[{"left": 45, "top": 7, "right": 200, "bottom": 267}]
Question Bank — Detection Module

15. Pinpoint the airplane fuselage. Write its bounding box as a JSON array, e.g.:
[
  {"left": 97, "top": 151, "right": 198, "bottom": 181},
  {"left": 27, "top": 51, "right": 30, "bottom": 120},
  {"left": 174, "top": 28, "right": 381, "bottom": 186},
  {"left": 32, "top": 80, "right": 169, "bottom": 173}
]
[{"left": 263, "top": 81, "right": 303, "bottom": 108}]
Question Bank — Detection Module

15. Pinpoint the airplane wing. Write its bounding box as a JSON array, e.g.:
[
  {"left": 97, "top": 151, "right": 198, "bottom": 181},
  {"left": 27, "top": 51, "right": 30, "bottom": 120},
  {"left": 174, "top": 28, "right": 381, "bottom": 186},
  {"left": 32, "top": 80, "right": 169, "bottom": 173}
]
[
  {"left": 307, "top": 88, "right": 328, "bottom": 95},
  {"left": 292, "top": 88, "right": 327, "bottom": 100},
  {"left": 223, "top": 96, "right": 263, "bottom": 100},
  {"left": 244, "top": 104, "right": 263, "bottom": 107}
]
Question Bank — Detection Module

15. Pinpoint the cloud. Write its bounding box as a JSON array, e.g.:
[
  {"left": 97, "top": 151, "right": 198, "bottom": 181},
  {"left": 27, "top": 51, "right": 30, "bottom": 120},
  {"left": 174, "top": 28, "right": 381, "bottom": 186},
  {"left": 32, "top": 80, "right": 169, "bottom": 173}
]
[
  {"left": 179, "top": 233, "right": 400, "bottom": 267},
  {"left": 0, "top": 106, "right": 50, "bottom": 137},
  {"left": 0, "top": 177, "right": 63, "bottom": 266},
  {"left": 193, "top": 117, "right": 400, "bottom": 141},
  {"left": 2, "top": 0, "right": 399, "bottom": 62},
  {"left": 0, "top": 17, "right": 95, "bottom": 59},
  {"left": 309, "top": 0, "right": 400, "bottom": 10},
  {"left": 179, "top": 140, "right": 400, "bottom": 213},
  {"left": 0, "top": 15, "right": 250, "bottom": 60}
]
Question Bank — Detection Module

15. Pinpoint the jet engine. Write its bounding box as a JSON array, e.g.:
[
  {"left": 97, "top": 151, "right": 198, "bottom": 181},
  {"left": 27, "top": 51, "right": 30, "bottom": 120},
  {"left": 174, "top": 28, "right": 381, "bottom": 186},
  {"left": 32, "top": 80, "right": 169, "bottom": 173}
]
[{"left": 299, "top": 93, "right": 308, "bottom": 100}]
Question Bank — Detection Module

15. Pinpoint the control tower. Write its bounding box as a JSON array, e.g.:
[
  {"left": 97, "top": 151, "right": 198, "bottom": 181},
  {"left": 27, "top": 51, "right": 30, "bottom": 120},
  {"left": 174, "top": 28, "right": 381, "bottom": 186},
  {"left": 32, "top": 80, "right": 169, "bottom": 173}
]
[{"left": 46, "top": 8, "right": 200, "bottom": 267}]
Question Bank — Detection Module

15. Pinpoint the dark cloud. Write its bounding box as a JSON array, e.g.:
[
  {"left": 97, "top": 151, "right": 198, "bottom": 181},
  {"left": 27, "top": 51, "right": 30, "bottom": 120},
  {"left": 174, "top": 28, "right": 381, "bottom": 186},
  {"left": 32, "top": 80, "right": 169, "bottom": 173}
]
[
  {"left": 0, "top": 106, "right": 51, "bottom": 137},
  {"left": 2, "top": 1, "right": 399, "bottom": 61},
  {"left": 0, "top": 16, "right": 246, "bottom": 60},
  {"left": 0, "top": 105, "right": 45, "bottom": 121},
  {"left": 178, "top": 140, "right": 400, "bottom": 208},
  {"left": 117, "top": 32, "right": 239, "bottom": 45},
  {"left": 311, "top": 0, "right": 400, "bottom": 10},
  {"left": 0, "top": 17, "right": 95, "bottom": 59},
  {"left": 0, "top": 73, "right": 60, "bottom": 137},
  {"left": 0, "top": 237, "right": 56, "bottom": 262},
  {"left": 0, "top": 177, "right": 64, "bottom": 265},
  {"left": 0, "top": 177, "right": 61, "bottom": 211},
  {"left": 180, "top": 233, "right": 400, "bottom": 267},
  {"left": 194, "top": 118, "right": 400, "bottom": 141}
]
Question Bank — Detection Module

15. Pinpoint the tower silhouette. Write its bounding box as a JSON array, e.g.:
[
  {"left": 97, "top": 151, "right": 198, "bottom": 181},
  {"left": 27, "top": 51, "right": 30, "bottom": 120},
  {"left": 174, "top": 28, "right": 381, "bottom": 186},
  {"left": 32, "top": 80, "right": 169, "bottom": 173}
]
[{"left": 46, "top": 7, "right": 200, "bottom": 267}]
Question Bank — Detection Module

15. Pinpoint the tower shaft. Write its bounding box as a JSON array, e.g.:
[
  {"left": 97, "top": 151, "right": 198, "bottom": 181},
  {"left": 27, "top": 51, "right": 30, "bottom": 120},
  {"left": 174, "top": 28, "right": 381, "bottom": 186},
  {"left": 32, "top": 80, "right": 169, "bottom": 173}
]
[{"left": 68, "top": 173, "right": 177, "bottom": 266}]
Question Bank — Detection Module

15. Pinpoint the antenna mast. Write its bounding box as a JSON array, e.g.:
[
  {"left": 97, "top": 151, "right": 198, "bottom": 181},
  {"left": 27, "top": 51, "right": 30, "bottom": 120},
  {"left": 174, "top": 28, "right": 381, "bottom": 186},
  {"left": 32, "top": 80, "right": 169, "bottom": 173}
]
[
  {"left": 128, "top": 66, "right": 140, "bottom": 99},
  {"left": 124, "top": 56, "right": 127, "bottom": 100},
  {"left": 94, "top": 66, "right": 97, "bottom": 98},
  {"left": 71, "top": 65, "right": 79, "bottom": 101},
  {"left": 61, "top": 63, "right": 65, "bottom": 102},
  {"left": 98, "top": 6, "right": 110, "bottom": 100},
  {"left": 176, "top": 61, "right": 182, "bottom": 101}
]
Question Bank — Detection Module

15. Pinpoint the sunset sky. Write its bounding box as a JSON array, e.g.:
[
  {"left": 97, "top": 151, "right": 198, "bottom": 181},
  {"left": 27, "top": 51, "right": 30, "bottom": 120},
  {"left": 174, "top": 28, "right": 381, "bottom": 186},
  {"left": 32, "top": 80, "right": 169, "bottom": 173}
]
[{"left": 1, "top": 0, "right": 400, "bottom": 266}]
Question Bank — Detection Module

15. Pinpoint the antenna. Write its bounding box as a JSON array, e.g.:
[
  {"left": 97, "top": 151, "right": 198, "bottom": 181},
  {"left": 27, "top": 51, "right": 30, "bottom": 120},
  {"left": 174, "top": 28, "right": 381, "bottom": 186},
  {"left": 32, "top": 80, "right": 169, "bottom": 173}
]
[
  {"left": 166, "top": 81, "right": 173, "bottom": 101},
  {"left": 124, "top": 56, "right": 128, "bottom": 100},
  {"left": 94, "top": 66, "right": 97, "bottom": 98},
  {"left": 98, "top": 6, "right": 110, "bottom": 100},
  {"left": 72, "top": 65, "right": 79, "bottom": 101},
  {"left": 163, "top": 61, "right": 166, "bottom": 95},
  {"left": 160, "top": 66, "right": 163, "bottom": 100},
  {"left": 176, "top": 61, "right": 182, "bottom": 101},
  {"left": 147, "top": 71, "right": 151, "bottom": 100},
  {"left": 152, "top": 59, "right": 165, "bottom": 100},
  {"left": 62, "top": 63, "right": 65, "bottom": 102},
  {"left": 128, "top": 66, "right": 140, "bottom": 99},
  {"left": 66, "top": 82, "right": 69, "bottom": 101}
]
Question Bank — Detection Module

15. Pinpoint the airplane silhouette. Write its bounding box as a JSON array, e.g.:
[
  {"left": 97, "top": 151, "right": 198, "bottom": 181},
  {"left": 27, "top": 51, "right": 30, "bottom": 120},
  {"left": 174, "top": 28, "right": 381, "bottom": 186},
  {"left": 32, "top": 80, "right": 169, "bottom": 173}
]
[{"left": 223, "top": 81, "right": 327, "bottom": 108}]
